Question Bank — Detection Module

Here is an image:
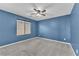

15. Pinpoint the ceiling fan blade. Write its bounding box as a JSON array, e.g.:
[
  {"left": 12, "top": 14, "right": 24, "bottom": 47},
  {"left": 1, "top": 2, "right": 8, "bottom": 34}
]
[
  {"left": 34, "top": 8, "right": 36, "bottom": 11},
  {"left": 42, "top": 10, "right": 46, "bottom": 13},
  {"left": 42, "top": 14, "right": 46, "bottom": 16},
  {"left": 41, "top": 13, "right": 47, "bottom": 16}
]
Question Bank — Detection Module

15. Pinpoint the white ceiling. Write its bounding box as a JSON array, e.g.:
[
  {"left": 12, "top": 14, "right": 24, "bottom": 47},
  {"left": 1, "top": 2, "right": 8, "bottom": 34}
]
[{"left": 0, "top": 3, "right": 74, "bottom": 21}]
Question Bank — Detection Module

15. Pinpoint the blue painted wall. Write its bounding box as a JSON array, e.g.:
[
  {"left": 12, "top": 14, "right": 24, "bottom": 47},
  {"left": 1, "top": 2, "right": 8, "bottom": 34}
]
[
  {"left": 0, "top": 3, "right": 79, "bottom": 56},
  {"left": 70, "top": 4, "right": 79, "bottom": 56},
  {"left": 0, "top": 10, "right": 37, "bottom": 46},
  {"left": 38, "top": 15, "right": 71, "bottom": 42},
  {"left": 38, "top": 3, "right": 79, "bottom": 56}
]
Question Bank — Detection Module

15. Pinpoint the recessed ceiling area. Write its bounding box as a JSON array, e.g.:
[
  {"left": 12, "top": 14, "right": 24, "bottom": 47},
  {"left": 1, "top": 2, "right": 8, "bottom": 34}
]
[{"left": 0, "top": 3, "right": 74, "bottom": 21}]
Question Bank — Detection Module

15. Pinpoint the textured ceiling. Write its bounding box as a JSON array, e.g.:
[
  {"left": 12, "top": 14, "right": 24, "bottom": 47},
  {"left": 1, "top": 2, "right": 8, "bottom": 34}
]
[{"left": 0, "top": 3, "right": 74, "bottom": 21}]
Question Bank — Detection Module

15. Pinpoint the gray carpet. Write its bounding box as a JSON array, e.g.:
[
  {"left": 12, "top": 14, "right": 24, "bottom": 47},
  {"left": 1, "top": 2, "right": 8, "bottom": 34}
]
[{"left": 0, "top": 37, "right": 75, "bottom": 56}]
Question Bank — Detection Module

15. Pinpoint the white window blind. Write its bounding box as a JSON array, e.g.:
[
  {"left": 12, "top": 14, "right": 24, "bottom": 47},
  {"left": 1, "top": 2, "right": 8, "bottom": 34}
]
[{"left": 16, "top": 20, "right": 31, "bottom": 35}]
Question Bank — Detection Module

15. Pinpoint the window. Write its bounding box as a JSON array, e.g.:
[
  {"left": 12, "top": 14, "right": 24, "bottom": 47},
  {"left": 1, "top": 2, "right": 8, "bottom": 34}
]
[{"left": 16, "top": 20, "right": 31, "bottom": 35}]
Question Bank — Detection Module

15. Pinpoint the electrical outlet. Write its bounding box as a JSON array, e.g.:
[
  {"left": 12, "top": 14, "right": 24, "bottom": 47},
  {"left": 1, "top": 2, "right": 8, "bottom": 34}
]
[
  {"left": 76, "top": 49, "right": 79, "bottom": 54},
  {"left": 64, "top": 38, "right": 66, "bottom": 41}
]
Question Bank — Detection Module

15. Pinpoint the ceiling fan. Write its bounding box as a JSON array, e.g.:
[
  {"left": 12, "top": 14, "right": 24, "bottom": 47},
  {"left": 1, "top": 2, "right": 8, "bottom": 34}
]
[
  {"left": 31, "top": 8, "right": 47, "bottom": 17},
  {"left": 33, "top": 8, "right": 46, "bottom": 16},
  {"left": 31, "top": 3, "right": 54, "bottom": 17},
  {"left": 31, "top": 3, "right": 52, "bottom": 17}
]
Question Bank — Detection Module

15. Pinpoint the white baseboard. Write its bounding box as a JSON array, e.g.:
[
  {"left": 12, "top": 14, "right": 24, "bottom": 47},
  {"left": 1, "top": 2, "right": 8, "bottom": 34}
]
[
  {"left": 0, "top": 37, "right": 36, "bottom": 48},
  {"left": 69, "top": 44, "right": 76, "bottom": 56},
  {"left": 0, "top": 37, "right": 76, "bottom": 56},
  {"left": 34, "top": 37, "right": 76, "bottom": 56},
  {"left": 35, "top": 37, "right": 70, "bottom": 45}
]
